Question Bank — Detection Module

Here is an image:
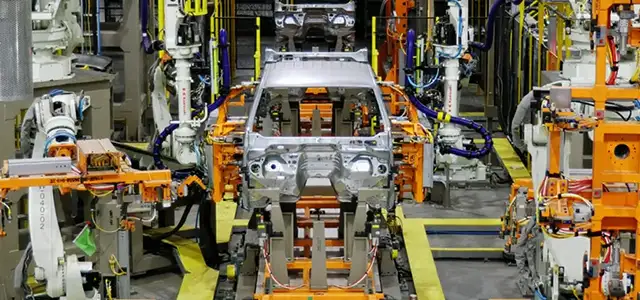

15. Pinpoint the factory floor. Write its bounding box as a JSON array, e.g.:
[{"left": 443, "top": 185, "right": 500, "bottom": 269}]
[
  {"left": 128, "top": 189, "right": 520, "bottom": 300},
  {"left": 111, "top": 35, "right": 523, "bottom": 299}
]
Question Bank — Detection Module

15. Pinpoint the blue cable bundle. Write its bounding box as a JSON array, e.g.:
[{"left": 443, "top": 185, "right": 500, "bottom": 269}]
[
  {"left": 471, "top": 0, "right": 525, "bottom": 51},
  {"left": 405, "top": 29, "right": 493, "bottom": 159}
]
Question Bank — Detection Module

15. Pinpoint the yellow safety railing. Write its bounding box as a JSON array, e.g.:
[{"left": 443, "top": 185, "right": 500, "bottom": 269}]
[
  {"left": 416, "top": 37, "right": 423, "bottom": 92},
  {"left": 158, "top": 0, "right": 165, "bottom": 58},
  {"left": 254, "top": 17, "right": 261, "bottom": 80},
  {"left": 213, "top": 0, "right": 220, "bottom": 39},
  {"left": 371, "top": 16, "right": 379, "bottom": 77}
]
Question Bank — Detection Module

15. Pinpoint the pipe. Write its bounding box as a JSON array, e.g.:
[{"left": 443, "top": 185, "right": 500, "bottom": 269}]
[
  {"left": 470, "top": 0, "right": 524, "bottom": 51},
  {"left": 220, "top": 29, "right": 231, "bottom": 89},
  {"left": 153, "top": 29, "right": 233, "bottom": 170},
  {"left": 141, "top": 0, "right": 153, "bottom": 54},
  {"left": 254, "top": 17, "right": 261, "bottom": 80},
  {"left": 96, "top": 0, "right": 101, "bottom": 55},
  {"left": 151, "top": 203, "right": 194, "bottom": 240},
  {"left": 406, "top": 30, "right": 416, "bottom": 84},
  {"left": 405, "top": 31, "right": 493, "bottom": 159}
]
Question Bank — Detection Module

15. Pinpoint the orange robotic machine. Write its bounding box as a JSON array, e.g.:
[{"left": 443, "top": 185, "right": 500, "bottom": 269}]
[
  {"left": 0, "top": 139, "right": 172, "bottom": 237},
  {"left": 501, "top": 0, "right": 640, "bottom": 297}
]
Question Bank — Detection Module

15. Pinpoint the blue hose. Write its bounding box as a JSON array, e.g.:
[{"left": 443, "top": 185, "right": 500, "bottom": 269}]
[
  {"left": 406, "top": 70, "right": 440, "bottom": 89},
  {"left": 405, "top": 30, "right": 493, "bottom": 159},
  {"left": 141, "top": 0, "right": 153, "bottom": 54},
  {"left": 470, "top": 0, "right": 524, "bottom": 51},
  {"left": 407, "top": 93, "right": 493, "bottom": 158},
  {"left": 220, "top": 29, "right": 231, "bottom": 89},
  {"left": 49, "top": 89, "right": 65, "bottom": 97},
  {"left": 198, "top": 75, "right": 211, "bottom": 86},
  {"left": 152, "top": 29, "right": 233, "bottom": 170},
  {"left": 534, "top": 289, "right": 547, "bottom": 300},
  {"left": 44, "top": 131, "right": 77, "bottom": 157},
  {"left": 77, "top": 96, "right": 86, "bottom": 121}
]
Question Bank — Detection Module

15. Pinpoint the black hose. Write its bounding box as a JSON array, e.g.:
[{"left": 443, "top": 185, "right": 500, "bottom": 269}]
[
  {"left": 574, "top": 100, "right": 634, "bottom": 121},
  {"left": 198, "top": 194, "right": 220, "bottom": 268},
  {"left": 151, "top": 202, "right": 194, "bottom": 241}
]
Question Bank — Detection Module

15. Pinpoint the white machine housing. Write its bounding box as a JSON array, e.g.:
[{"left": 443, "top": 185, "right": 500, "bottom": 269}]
[{"left": 32, "top": 0, "right": 83, "bottom": 82}]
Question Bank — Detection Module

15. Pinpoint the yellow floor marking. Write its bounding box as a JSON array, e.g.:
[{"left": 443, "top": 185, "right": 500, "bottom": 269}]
[{"left": 396, "top": 206, "right": 446, "bottom": 300}]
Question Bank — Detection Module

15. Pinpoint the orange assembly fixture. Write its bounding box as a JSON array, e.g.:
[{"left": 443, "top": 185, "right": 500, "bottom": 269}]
[
  {"left": 0, "top": 139, "right": 172, "bottom": 206},
  {"left": 207, "top": 79, "right": 429, "bottom": 299},
  {"left": 208, "top": 84, "right": 432, "bottom": 204},
  {"left": 532, "top": 0, "right": 640, "bottom": 297},
  {"left": 253, "top": 196, "right": 386, "bottom": 300}
]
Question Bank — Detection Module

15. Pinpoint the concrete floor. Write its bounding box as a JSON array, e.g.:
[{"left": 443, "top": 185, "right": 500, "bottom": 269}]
[
  {"left": 114, "top": 35, "right": 523, "bottom": 299},
  {"left": 128, "top": 188, "right": 521, "bottom": 300},
  {"left": 421, "top": 188, "right": 521, "bottom": 299}
]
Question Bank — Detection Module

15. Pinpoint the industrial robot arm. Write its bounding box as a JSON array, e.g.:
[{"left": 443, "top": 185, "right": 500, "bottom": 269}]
[
  {"left": 17, "top": 91, "right": 99, "bottom": 300},
  {"left": 152, "top": 0, "right": 207, "bottom": 165},
  {"left": 32, "top": 0, "right": 83, "bottom": 82}
]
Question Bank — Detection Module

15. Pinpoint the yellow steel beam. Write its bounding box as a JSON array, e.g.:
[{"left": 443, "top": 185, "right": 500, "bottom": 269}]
[
  {"left": 459, "top": 112, "right": 485, "bottom": 117},
  {"left": 122, "top": 142, "right": 148, "bottom": 151},
  {"left": 422, "top": 218, "right": 501, "bottom": 227},
  {"left": 430, "top": 247, "right": 503, "bottom": 252},
  {"left": 472, "top": 137, "right": 530, "bottom": 179},
  {"left": 396, "top": 206, "right": 446, "bottom": 300},
  {"left": 492, "top": 138, "right": 530, "bottom": 179}
]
